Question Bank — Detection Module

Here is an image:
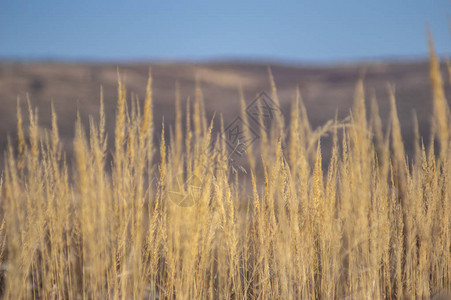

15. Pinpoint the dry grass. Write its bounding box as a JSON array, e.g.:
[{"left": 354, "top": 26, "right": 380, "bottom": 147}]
[{"left": 0, "top": 41, "right": 450, "bottom": 299}]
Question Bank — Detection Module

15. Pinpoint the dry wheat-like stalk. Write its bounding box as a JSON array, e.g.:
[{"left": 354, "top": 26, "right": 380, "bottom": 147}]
[{"left": 0, "top": 37, "right": 449, "bottom": 300}]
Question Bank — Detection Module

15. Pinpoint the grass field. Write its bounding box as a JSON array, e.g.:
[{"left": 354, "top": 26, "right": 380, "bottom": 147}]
[{"left": 0, "top": 39, "right": 450, "bottom": 299}]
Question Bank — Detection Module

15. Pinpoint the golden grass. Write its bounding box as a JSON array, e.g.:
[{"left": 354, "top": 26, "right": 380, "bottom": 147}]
[{"left": 0, "top": 42, "right": 450, "bottom": 299}]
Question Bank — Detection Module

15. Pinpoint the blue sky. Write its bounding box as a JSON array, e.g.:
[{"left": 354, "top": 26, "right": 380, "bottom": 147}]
[{"left": 1, "top": 1, "right": 450, "bottom": 63}]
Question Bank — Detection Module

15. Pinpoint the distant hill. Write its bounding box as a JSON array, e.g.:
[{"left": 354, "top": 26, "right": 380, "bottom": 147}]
[{"left": 1, "top": 60, "right": 450, "bottom": 169}]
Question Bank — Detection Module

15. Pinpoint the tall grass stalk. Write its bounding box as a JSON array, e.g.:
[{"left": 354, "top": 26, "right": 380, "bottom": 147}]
[{"left": 0, "top": 42, "right": 450, "bottom": 299}]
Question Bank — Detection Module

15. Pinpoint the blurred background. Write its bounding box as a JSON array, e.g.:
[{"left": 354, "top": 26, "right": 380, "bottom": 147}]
[{"left": 1, "top": 1, "right": 451, "bottom": 165}]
